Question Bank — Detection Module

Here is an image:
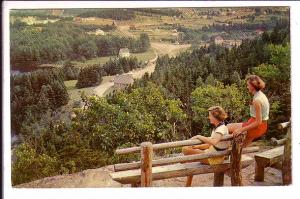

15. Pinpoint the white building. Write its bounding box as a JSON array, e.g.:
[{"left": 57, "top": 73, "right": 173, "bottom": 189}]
[
  {"left": 119, "top": 48, "right": 130, "bottom": 58},
  {"left": 87, "top": 29, "right": 106, "bottom": 36},
  {"left": 214, "top": 36, "right": 224, "bottom": 45}
]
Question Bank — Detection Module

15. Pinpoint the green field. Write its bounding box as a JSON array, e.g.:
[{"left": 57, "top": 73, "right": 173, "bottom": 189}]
[
  {"left": 72, "top": 48, "right": 156, "bottom": 67},
  {"left": 65, "top": 80, "right": 95, "bottom": 102}
]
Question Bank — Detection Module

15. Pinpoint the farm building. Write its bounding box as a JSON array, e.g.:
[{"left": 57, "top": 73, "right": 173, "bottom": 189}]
[
  {"left": 50, "top": 9, "right": 64, "bottom": 16},
  {"left": 113, "top": 73, "right": 134, "bottom": 89},
  {"left": 119, "top": 48, "right": 130, "bottom": 58},
  {"left": 223, "top": 39, "right": 242, "bottom": 49},
  {"left": 212, "top": 36, "right": 224, "bottom": 45},
  {"left": 87, "top": 29, "right": 105, "bottom": 36},
  {"left": 255, "top": 29, "right": 265, "bottom": 35}
]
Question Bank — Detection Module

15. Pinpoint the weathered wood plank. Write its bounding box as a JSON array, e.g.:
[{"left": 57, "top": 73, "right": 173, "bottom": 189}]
[
  {"left": 230, "top": 134, "right": 245, "bottom": 186},
  {"left": 271, "top": 137, "right": 287, "bottom": 146},
  {"left": 213, "top": 172, "right": 224, "bottom": 186},
  {"left": 254, "top": 146, "right": 285, "bottom": 182},
  {"left": 116, "top": 135, "right": 233, "bottom": 154},
  {"left": 255, "top": 146, "right": 284, "bottom": 166},
  {"left": 115, "top": 150, "right": 229, "bottom": 172},
  {"left": 140, "top": 142, "right": 153, "bottom": 187},
  {"left": 114, "top": 146, "right": 259, "bottom": 172},
  {"left": 254, "top": 159, "right": 267, "bottom": 182},
  {"left": 282, "top": 125, "right": 292, "bottom": 185},
  {"left": 278, "top": 121, "right": 290, "bottom": 130},
  {"left": 111, "top": 155, "right": 253, "bottom": 184}
]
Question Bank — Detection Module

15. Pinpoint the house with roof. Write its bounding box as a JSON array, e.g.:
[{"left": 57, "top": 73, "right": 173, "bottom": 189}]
[
  {"left": 113, "top": 73, "right": 134, "bottom": 89},
  {"left": 87, "top": 29, "right": 105, "bottom": 36},
  {"left": 255, "top": 29, "right": 265, "bottom": 36},
  {"left": 211, "top": 35, "right": 224, "bottom": 45},
  {"left": 119, "top": 48, "right": 130, "bottom": 58},
  {"left": 223, "top": 39, "right": 242, "bottom": 49}
]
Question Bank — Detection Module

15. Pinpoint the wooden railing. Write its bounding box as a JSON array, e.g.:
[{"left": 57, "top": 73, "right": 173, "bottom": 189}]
[
  {"left": 113, "top": 133, "right": 257, "bottom": 187},
  {"left": 280, "top": 121, "right": 292, "bottom": 185}
]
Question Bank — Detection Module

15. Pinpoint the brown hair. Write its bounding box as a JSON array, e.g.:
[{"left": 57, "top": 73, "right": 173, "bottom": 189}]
[
  {"left": 208, "top": 106, "right": 228, "bottom": 122},
  {"left": 246, "top": 75, "right": 266, "bottom": 91}
]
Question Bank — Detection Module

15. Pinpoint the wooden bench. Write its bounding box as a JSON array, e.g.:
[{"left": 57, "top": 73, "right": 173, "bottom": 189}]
[
  {"left": 112, "top": 155, "right": 253, "bottom": 186},
  {"left": 254, "top": 121, "right": 291, "bottom": 184},
  {"left": 110, "top": 134, "right": 259, "bottom": 187},
  {"left": 254, "top": 146, "right": 284, "bottom": 181}
]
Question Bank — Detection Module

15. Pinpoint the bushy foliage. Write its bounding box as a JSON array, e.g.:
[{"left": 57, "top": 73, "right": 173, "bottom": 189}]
[
  {"left": 11, "top": 69, "right": 69, "bottom": 134},
  {"left": 78, "top": 9, "right": 135, "bottom": 20},
  {"left": 12, "top": 143, "right": 59, "bottom": 185},
  {"left": 103, "top": 57, "right": 141, "bottom": 75},
  {"left": 76, "top": 65, "right": 103, "bottom": 88},
  {"left": 191, "top": 83, "right": 249, "bottom": 136}
]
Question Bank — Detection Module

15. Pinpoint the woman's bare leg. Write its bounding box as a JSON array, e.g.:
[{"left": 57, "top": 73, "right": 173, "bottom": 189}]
[
  {"left": 227, "top": 123, "right": 243, "bottom": 134},
  {"left": 182, "top": 146, "right": 206, "bottom": 155},
  {"left": 182, "top": 146, "right": 206, "bottom": 187},
  {"left": 190, "top": 144, "right": 210, "bottom": 150}
]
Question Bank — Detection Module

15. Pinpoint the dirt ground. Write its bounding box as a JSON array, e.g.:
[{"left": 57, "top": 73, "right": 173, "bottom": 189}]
[{"left": 16, "top": 145, "right": 283, "bottom": 188}]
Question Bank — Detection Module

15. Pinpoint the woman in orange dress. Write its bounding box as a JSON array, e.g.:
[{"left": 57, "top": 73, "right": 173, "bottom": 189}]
[{"left": 227, "top": 75, "right": 269, "bottom": 147}]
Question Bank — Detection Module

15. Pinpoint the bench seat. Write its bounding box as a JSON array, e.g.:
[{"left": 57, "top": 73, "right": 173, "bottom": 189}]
[
  {"left": 254, "top": 146, "right": 284, "bottom": 181},
  {"left": 111, "top": 155, "right": 253, "bottom": 185}
]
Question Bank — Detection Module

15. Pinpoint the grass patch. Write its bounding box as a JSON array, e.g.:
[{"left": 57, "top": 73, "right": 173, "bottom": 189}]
[
  {"left": 132, "top": 48, "right": 156, "bottom": 62},
  {"left": 72, "top": 48, "right": 156, "bottom": 67},
  {"left": 64, "top": 80, "right": 95, "bottom": 102},
  {"left": 72, "top": 56, "right": 115, "bottom": 67},
  {"left": 65, "top": 80, "right": 77, "bottom": 90}
]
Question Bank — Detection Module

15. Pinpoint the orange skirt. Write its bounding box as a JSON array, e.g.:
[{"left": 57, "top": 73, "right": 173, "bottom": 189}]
[{"left": 242, "top": 117, "right": 268, "bottom": 143}]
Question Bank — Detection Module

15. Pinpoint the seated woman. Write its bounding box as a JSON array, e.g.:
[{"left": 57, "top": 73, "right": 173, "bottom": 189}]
[
  {"left": 182, "top": 106, "right": 229, "bottom": 187},
  {"left": 227, "top": 75, "right": 269, "bottom": 147}
]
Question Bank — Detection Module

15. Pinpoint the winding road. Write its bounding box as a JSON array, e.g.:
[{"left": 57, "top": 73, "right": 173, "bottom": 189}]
[
  {"left": 93, "top": 53, "right": 157, "bottom": 97},
  {"left": 93, "top": 40, "right": 191, "bottom": 97}
]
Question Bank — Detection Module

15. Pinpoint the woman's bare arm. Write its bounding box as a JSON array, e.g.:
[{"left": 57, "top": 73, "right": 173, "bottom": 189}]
[
  {"left": 192, "top": 133, "right": 222, "bottom": 146},
  {"left": 233, "top": 99, "right": 262, "bottom": 136}
]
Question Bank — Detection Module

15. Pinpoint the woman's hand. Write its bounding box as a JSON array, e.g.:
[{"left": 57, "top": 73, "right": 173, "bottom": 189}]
[{"left": 233, "top": 128, "right": 246, "bottom": 137}]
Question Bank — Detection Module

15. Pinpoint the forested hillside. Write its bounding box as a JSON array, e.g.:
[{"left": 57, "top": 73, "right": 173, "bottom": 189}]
[
  {"left": 10, "top": 8, "right": 290, "bottom": 186},
  {"left": 12, "top": 21, "right": 290, "bottom": 185},
  {"left": 10, "top": 21, "right": 150, "bottom": 71}
]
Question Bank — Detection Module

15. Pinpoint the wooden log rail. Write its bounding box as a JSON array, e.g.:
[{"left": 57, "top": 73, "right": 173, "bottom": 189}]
[
  {"left": 114, "top": 146, "right": 259, "bottom": 172},
  {"left": 116, "top": 134, "right": 233, "bottom": 155},
  {"left": 271, "top": 121, "right": 291, "bottom": 146},
  {"left": 278, "top": 121, "right": 291, "bottom": 130},
  {"left": 113, "top": 133, "right": 256, "bottom": 187},
  {"left": 281, "top": 121, "right": 291, "bottom": 185}
]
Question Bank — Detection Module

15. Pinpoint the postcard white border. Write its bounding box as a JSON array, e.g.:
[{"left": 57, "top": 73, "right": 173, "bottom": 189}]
[{"left": 3, "top": 1, "right": 300, "bottom": 199}]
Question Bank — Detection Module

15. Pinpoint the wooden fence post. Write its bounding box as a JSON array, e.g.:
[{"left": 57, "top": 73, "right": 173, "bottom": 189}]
[
  {"left": 282, "top": 122, "right": 292, "bottom": 185},
  {"left": 141, "top": 142, "right": 153, "bottom": 187},
  {"left": 230, "top": 133, "right": 246, "bottom": 186},
  {"left": 214, "top": 172, "right": 225, "bottom": 186}
]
